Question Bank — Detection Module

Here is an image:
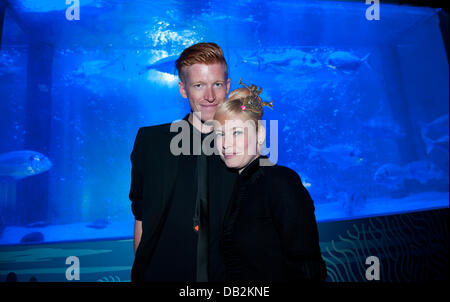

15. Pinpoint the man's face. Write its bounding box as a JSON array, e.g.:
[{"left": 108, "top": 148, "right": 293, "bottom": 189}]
[{"left": 179, "top": 62, "right": 231, "bottom": 122}]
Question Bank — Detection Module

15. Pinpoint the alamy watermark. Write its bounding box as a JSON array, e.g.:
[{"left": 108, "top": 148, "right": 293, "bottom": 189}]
[
  {"left": 169, "top": 116, "right": 278, "bottom": 166},
  {"left": 65, "top": 0, "right": 80, "bottom": 21},
  {"left": 365, "top": 0, "right": 380, "bottom": 21},
  {"left": 365, "top": 256, "right": 380, "bottom": 280},
  {"left": 65, "top": 256, "right": 80, "bottom": 280}
]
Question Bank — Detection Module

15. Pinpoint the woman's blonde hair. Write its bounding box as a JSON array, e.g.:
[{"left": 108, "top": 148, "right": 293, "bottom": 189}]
[{"left": 214, "top": 87, "right": 263, "bottom": 129}]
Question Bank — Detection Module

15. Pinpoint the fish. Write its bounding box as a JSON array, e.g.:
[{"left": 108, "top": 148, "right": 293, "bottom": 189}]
[
  {"left": 307, "top": 144, "right": 364, "bottom": 169},
  {"left": 326, "top": 51, "right": 370, "bottom": 72},
  {"left": 373, "top": 160, "right": 445, "bottom": 188},
  {"left": 362, "top": 115, "right": 406, "bottom": 139},
  {"left": 373, "top": 163, "right": 406, "bottom": 189},
  {"left": 296, "top": 171, "right": 312, "bottom": 189},
  {"left": 38, "top": 84, "right": 49, "bottom": 93},
  {"left": 72, "top": 60, "right": 113, "bottom": 78},
  {"left": 86, "top": 218, "right": 109, "bottom": 229},
  {"left": 0, "top": 151, "right": 53, "bottom": 180},
  {"left": 0, "top": 52, "right": 21, "bottom": 76},
  {"left": 419, "top": 114, "right": 449, "bottom": 155},
  {"left": 423, "top": 135, "right": 449, "bottom": 155},
  {"left": 26, "top": 221, "right": 50, "bottom": 228},
  {"left": 404, "top": 161, "right": 445, "bottom": 184},
  {"left": 0, "top": 52, "right": 15, "bottom": 67},
  {"left": 138, "top": 54, "right": 179, "bottom": 75},
  {"left": 236, "top": 48, "right": 323, "bottom": 75},
  {"left": 69, "top": 54, "right": 126, "bottom": 79}
]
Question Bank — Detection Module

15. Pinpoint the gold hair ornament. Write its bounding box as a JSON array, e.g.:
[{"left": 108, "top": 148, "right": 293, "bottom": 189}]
[{"left": 238, "top": 78, "right": 274, "bottom": 114}]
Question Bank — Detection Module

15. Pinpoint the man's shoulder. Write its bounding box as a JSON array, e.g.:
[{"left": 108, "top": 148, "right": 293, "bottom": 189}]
[
  {"left": 139, "top": 121, "right": 173, "bottom": 134},
  {"left": 137, "top": 117, "right": 190, "bottom": 137}
]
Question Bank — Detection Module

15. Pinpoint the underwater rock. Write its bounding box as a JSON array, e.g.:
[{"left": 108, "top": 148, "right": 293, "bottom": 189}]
[
  {"left": 6, "top": 272, "right": 17, "bottom": 282},
  {"left": 20, "top": 231, "right": 45, "bottom": 243},
  {"left": 29, "top": 276, "right": 38, "bottom": 282}
]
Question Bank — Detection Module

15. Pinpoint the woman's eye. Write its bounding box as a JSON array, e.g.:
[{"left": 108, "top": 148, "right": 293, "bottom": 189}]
[
  {"left": 215, "top": 132, "right": 224, "bottom": 137},
  {"left": 233, "top": 130, "right": 243, "bottom": 136}
]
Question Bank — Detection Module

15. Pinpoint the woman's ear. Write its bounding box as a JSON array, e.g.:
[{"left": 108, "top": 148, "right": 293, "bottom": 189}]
[{"left": 257, "top": 123, "right": 266, "bottom": 153}]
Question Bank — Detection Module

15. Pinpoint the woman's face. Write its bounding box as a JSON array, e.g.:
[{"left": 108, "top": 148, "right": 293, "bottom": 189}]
[{"left": 214, "top": 113, "right": 263, "bottom": 173}]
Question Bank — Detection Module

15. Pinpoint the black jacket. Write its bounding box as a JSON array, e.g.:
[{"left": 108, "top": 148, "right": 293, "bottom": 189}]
[
  {"left": 129, "top": 116, "right": 238, "bottom": 281},
  {"left": 221, "top": 156, "right": 327, "bottom": 281}
]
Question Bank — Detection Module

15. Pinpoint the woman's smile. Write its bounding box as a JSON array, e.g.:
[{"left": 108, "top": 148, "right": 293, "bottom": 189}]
[{"left": 224, "top": 152, "right": 239, "bottom": 159}]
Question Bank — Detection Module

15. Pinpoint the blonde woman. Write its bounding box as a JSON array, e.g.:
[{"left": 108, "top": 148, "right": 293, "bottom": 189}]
[{"left": 212, "top": 80, "right": 327, "bottom": 281}]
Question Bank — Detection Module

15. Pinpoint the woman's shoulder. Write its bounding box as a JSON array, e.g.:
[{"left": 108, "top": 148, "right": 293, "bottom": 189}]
[
  {"left": 260, "top": 162, "right": 313, "bottom": 207},
  {"left": 260, "top": 161, "right": 302, "bottom": 186}
]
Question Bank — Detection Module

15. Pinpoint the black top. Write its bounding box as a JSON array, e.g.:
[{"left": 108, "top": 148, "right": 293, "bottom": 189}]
[
  {"left": 144, "top": 147, "right": 196, "bottom": 279},
  {"left": 129, "top": 115, "right": 238, "bottom": 281},
  {"left": 221, "top": 156, "right": 327, "bottom": 282},
  {"left": 133, "top": 114, "right": 237, "bottom": 281},
  {"left": 143, "top": 115, "right": 209, "bottom": 281}
]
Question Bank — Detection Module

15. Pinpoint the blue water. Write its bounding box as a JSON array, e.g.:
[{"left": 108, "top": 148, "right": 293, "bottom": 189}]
[{"left": 0, "top": 0, "right": 448, "bottom": 245}]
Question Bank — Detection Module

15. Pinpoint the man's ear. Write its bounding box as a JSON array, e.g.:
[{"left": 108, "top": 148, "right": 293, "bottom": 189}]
[
  {"left": 179, "top": 81, "right": 188, "bottom": 99},
  {"left": 226, "top": 78, "right": 231, "bottom": 94}
]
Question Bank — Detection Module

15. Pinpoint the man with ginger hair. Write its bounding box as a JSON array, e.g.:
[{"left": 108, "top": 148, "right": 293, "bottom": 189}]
[{"left": 129, "top": 42, "right": 238, "bottom": 282}]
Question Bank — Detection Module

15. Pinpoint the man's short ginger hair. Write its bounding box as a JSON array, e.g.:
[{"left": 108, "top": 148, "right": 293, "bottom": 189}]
[{"left": 175, "top": 42, "right": 228, "bottom": 82}]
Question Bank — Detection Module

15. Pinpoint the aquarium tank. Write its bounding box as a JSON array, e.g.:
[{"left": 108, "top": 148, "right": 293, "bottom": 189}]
[{"left": 0, "top": 0, "right": 448, "bottom": 245}]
